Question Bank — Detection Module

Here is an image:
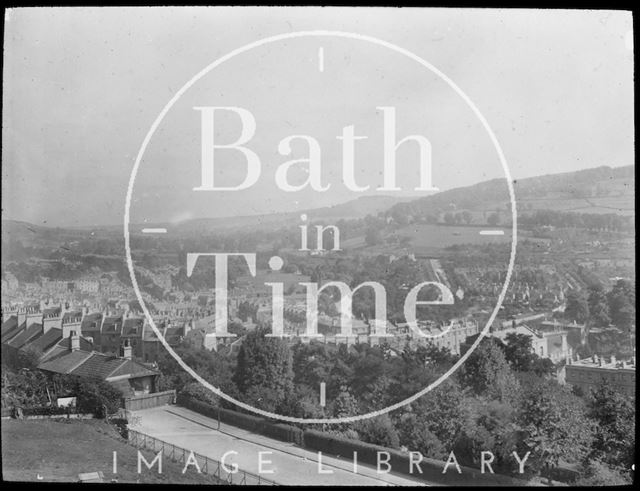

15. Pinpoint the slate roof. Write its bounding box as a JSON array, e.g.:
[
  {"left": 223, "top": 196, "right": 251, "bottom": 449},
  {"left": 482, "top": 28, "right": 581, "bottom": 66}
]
[
  {"left": 164, "top": 326, "right": 184, "bottom": 345},
  {"left": 122, "top": 318, "right": 144, "bottom": 337},
  {"left": 142, "top": 323, "right": 163, "bottom": 341},
  {"left": 7, "top": 323, "right": 43, "bottom": 349},
  {"left": 70, "top": 353, "right": 128, "bottom": 379},
  {"left": 81, "top": 312, "right": 103, "bottom": 331},
  {"left": 22, "top": 328, "right": 62, "bottom": 353},
  {"left": 101, "top": 315, "right": 123, "bottom": 334},
  {"left": 107, "top": 358, "right": 159, "bottom": 379},
  {"left": 1, "top": 315, "right": 19, "bottom": 342},
  {"left": 38, "top": 350, "right": 93, "bottom": 374},
  {"left": 43, "top": 306, "right": 61, "bottom": 317},
  {"left": 62, "top": 310, "right": 83, "bottom": 323},
  {"left": 40, "top": 336, "right": 94, "bottom": 362},
  {"left": 57, "top": 352, "right": 160, "bottom": 380}
]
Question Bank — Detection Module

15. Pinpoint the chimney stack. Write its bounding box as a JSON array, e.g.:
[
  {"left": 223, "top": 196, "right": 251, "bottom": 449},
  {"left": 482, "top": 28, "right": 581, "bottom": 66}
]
[
  {"left": 611, "top": 355, "right": 616, "bottom": 367},
  {"left": 70, "top": 330, "right": 80, "bottom": 351},
  {"left": 122, "top": 339, "right": 132, "bottom": 360}
]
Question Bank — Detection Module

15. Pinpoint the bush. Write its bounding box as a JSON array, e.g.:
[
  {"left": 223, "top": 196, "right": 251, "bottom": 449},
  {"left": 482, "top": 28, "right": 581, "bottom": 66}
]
[
  {"left": 110, "top": 418, "right": 129, "bottom": 439},
  {"left": 178, "top": 395, "right": 302, "bottom": 445},
  {"left": 262, "top": 422, "right": 304, "bottom": 446},
  {"left": 356, "top": 415, "right": 400, "bottom": 449},
  {"left": 22, "top": 406, "right": 73, "bottom": 416},
  {"left": 179, "top": 382, "right": 220, "bottom": 406},
  {"left": 75, "top": 377, "right": 123, "bottom": 416}
]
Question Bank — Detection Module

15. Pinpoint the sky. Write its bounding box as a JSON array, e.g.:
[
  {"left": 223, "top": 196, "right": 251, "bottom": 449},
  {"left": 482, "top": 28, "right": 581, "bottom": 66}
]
[{"left": 2, "top": 7, "right": 634, "bottom": 227}]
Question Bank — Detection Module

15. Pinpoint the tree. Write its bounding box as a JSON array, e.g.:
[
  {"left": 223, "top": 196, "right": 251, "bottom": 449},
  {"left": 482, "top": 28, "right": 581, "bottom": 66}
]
[
  {"left": 574, "top": 460, "right": 631, "bottom": 486},
  {"left": 587, "top": 383, "right": 635, "bottom": 470},
  {"left": 459, "top": 338, "right": 521, "bottom": 404},
  {"left": 461, "top": 210, "right": 473, "bottom": 225},
  {"left": 565, "top": 291, "right": 589, "bottom": 324},
  {"left": 74, "top": 377, "right": 124, "bottom": 416},
  {"left": 396, "top": 412, "right": 447, "bottom": 459},
  {"left": 503, "top": 333, "right": 536, "bottom": 372},
  {"left": 411, "top": 379, "right": 465, "bottom": 446},
  {"left": 454, "top": 398, "right": 521, "bottom": 474},
  {"left": 587, "top": 286, "right": 611, "bottom": 327},
  {"left": 487, "top": 213, "right": 500, "bottom": 226},
  {"left": 234, "top": 328, "right": 294, "bottom": 412},
  {"left": 443, "top": 212, "right": 455, "bottom": 225},
  {"left": 607, "top": 280, "right": 635, "bottom": 330},
  {"left": 357, "top": 414, "right": 400, "bottom": 448},
  {"left": 332, "top": 385, "right": 359, "bottom": 419},
  {"left": 516, "top": 379, "right": 594, "bottom": 478},
  {"left": 16, "top": 346, "right": 43, "bottom": 370},
  {"left": 179, "top": 381, "right": 220, "bottom": 406},
  {"left": 365, "top": 227, "right": 382, "bottom": 246}
]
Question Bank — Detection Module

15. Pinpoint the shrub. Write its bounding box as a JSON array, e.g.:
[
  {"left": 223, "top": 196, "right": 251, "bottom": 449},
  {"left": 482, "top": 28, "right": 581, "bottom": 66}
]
[
  {"left": 22, "top": 406, "right": 72, "bottom": 416},
  {"left": 356, "top": 415, "right": 400, "bottom": 449},
  {"left": 75, "top": 377, "right": 123, "bottom": 416}
]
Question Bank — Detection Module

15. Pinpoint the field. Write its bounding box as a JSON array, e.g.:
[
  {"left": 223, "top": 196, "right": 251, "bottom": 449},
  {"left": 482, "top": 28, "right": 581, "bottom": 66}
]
[
  {"left": 1, "top": 419, "right": 220, "bottom": 484},
  {"left": 340, "top": 224, "right": 514, "bottom": 254}
]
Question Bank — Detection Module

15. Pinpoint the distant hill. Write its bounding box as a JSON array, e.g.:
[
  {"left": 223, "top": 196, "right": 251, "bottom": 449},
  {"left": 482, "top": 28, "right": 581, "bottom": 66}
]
[
  {"left": 386, "top": 165, "right": 634, "bottom": 219},
  {"left": 170, "top": 194, "right": 418, "bottom": 233},
  {"left": 2, "top": 165, "right": 633, "bottom": 245}
]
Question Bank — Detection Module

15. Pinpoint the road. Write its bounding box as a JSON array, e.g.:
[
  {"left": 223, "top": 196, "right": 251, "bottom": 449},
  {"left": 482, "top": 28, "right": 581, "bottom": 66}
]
[{"left": 131, "top": 405, "right": 429, "bottom": 486}]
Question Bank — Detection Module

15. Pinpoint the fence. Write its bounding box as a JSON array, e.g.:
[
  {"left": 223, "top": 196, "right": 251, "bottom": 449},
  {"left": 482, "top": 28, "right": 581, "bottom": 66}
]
[
  {"left": 123, "top": 390, "right": 176, "bottom": 411},
  {"left": 128, "top": 428, "right": 278, "bottom": 486}
]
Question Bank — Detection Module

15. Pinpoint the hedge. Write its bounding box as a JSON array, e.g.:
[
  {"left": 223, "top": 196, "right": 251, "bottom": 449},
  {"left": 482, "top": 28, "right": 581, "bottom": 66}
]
[
  {"left": 177, "top": 395, "right": 303, "bottom": 445},
  {"left": 178, "top": 395, "right": 523, "bottom": 485},
  {"left": 22, "top": 406, "right": 76, "bottom": 417},
  {"left": 303, "top": 429, "right": 525, "bottom": 486}
]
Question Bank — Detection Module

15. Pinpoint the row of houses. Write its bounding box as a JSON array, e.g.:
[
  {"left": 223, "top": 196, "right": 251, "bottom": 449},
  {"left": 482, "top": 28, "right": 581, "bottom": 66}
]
[
  {"left": 2, "top": 308, "right": 160, "bottom": 397},
  {"left": 1, "top": 302, "right": 194, "bottom": 364}
]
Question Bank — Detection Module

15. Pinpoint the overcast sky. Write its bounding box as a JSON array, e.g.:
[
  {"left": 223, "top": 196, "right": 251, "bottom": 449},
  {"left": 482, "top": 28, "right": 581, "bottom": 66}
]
[{"left": 2, "top": 7, "right": 634, "bottom": 227}]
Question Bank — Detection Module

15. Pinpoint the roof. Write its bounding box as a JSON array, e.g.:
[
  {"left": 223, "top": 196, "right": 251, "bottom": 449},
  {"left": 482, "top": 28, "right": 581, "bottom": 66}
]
[
  {"left": 81, "top": 312, "right": 103, "bottom": 331},
  {"left": 108, "top": 358, "right": 159, "bottom": 379},
  {"left": 70, "top": 353, "right": 128, "bottom": 379},
  {"left": 38, "top": 350, "right": 93, "bottom": 374},
  {"left": 69, "top": 352, "right": 159, "bottom": 380},
  {"left": 163, "top": 326, "right": 184, "bottom": 344},
  {"left": 1, "top": 315, "right": 19, "bottom": 342},
  {"left": 43, "top": 306, "right": 61, "bottom": 317},
  {"left": 62, "top": 310, "right": 83, "bottom": 323},
  {"left": 7, "top": 323, "right": 43, "bottom": 349},
  {"left": 142, "top": 323, "right": 163, "bottom": 341},
  {"left": 101, "top": 315, "right": 123, "bottom": 334},
  {"left": 492, "top": 324, "right": 543, "bottom": 341},
  {"left": 22, "top": 327, "right": 62, "bottom": 353},
  {"left": 40, "top": 336, "right": 94, "bottom": 362},
  {"left": 122, "top": 317, "right": 144, "bottom": 337}
]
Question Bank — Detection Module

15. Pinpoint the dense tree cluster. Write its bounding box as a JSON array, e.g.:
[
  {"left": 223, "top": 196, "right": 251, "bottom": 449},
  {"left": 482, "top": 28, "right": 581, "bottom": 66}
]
[{"left": 564, "top": 279, "right": 635, "bottom": 330}]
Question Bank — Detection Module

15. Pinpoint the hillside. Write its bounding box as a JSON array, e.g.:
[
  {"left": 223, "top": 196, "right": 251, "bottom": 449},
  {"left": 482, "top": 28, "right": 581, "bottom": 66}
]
[
  {"left": 1, "top": 165, "right": 633, "bottom": 249},
  {"left": 386, "top": 165, "right": 634, "bottom": 220},
  {"left": 170, "top": 194, "right": 418, "bottom": 233},
  {"left": 1, "top": 419, "right": 219, "bottom": 483}
]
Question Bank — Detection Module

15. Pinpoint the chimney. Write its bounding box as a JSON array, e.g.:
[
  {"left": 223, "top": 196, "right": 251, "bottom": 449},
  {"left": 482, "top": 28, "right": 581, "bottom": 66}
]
[
  {"left": 611, "top": 355, "right": 616, "bottom": 367},
  {"left": 122, "top": 339, "right": 132, "bottom": 360},
  {"left": 70, "top": 330, "right": 80, "bottom": 351},
  {"left": 17, "top": 308, "right": 27, "bottom": 327}
]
